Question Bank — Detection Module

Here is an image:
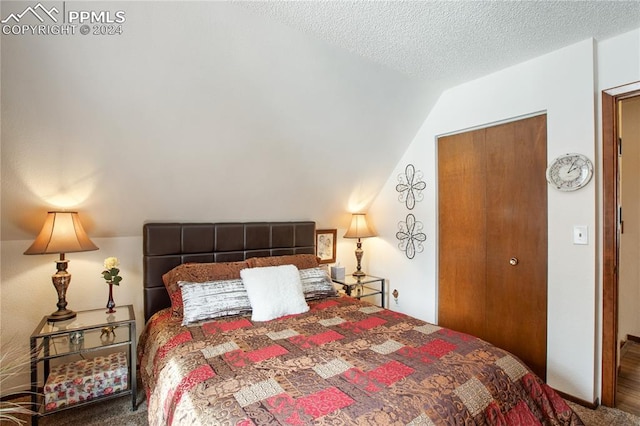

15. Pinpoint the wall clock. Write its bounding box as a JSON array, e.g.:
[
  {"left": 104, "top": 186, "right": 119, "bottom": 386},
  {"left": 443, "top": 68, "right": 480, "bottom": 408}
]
[{"left": 546, "top": 153, "right": 593, "bottom": 191}]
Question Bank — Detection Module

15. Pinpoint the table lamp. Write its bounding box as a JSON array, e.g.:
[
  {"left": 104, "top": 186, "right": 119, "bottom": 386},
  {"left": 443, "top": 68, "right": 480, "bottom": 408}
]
[
  {"left": 343, "top": 213, "right": 377, "bottom": 277},
  {"left": 24, "top": 211, "right": 99, "bottom": 322}
]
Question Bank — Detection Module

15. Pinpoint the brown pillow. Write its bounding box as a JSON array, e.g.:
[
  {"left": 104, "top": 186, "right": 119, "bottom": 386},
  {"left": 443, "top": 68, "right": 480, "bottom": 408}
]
[
  {"left": 246, "top": 254, "right": 319, "bottom": 270},
  {"left": 162, "top": 261, "right": 249, "bottom": 317}
]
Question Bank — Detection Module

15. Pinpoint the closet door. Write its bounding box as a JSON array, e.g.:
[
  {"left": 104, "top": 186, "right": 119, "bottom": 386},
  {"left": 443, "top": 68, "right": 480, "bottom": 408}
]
[{"left": 438, "top": 115, "right": 547, "bottom": 380}]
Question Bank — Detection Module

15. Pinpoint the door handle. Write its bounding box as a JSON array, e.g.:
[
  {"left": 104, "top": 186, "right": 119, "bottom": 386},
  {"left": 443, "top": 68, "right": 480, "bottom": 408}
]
[{"left": 509, "top": 257, "right": 519, "bottom": 266}]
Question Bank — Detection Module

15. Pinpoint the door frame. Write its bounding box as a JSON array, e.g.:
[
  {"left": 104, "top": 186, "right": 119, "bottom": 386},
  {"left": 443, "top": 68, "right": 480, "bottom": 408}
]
[{"left": 601, "top": 81, "right": 640, "bottom": 406}]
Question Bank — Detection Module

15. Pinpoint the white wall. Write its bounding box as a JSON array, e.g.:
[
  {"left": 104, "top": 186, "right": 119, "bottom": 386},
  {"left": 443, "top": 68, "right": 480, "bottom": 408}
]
[
  {"left": 369, "top": 38, "right": 605, "bottom": 403},
  {"left": 0, "top": 1, "right": 432, "bottom": 242}
]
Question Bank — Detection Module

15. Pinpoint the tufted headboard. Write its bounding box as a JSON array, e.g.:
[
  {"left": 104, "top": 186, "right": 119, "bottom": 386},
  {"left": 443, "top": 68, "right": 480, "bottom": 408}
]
[{"left": 142, "top": 221, "right": 316, "bottom": 322}]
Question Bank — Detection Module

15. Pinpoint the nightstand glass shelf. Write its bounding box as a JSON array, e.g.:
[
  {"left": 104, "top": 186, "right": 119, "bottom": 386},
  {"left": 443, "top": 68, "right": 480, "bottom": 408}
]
[
  {"left": 332, "top": 275, "right": 386, "bottom": 308},
  {"left": 29, "top": 305, "right": 137, "bottom": 425}
]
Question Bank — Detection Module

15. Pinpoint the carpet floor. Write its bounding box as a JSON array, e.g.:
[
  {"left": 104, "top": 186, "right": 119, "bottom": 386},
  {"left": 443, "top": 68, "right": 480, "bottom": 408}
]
[
  {"left": 4, "top": 390, "right": 640, "bottom": 425},
  {"left": 567, "top": 401, "right": 640, "bottom": 425},
  {"left": 2, "top": 384, "right": 147, "bottom": 426}
]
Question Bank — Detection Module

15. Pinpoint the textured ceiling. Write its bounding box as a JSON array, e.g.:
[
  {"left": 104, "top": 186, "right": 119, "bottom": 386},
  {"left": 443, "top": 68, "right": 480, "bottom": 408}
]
[{"left": 243, "top": 1, "right": 640, "bottom": 86}]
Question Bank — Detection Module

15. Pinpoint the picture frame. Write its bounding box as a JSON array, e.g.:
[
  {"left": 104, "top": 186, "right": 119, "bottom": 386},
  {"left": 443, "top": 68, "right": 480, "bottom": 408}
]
[{"left": 315, "top": 229, "right": 337, "bottom": 264}]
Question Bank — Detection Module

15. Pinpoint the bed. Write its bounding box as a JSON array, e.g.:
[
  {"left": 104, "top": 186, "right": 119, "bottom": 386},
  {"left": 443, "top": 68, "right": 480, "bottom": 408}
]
[{"left": 138, "top": 221, "right": 583, "bottom": 425}]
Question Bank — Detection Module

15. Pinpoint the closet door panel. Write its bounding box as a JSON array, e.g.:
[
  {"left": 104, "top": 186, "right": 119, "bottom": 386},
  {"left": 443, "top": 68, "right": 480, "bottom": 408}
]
[
  {"left": 484, "top": 115, "right": 547, "bottom": 379},
  {"left": 438, "top": 130, "right": 487, "bottom": 339}
]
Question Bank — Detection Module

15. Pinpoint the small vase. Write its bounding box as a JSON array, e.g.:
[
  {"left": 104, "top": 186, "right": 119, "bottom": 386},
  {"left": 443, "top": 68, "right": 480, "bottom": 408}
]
[{"left": 106, "top": 283, "right": 116, "bottom": 313}]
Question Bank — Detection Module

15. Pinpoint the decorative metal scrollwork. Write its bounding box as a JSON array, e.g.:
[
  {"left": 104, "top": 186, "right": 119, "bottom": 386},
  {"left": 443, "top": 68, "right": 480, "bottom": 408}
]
[
  {"left": 396, "top": 214, "right": 426, "bottom": 259},
  {"left": 395, "top": 164, "right": 426, "bottom": 210}
]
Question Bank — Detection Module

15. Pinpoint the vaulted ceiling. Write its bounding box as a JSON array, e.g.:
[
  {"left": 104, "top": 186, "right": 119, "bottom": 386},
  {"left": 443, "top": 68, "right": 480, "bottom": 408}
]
[
  {"left": 2, "top": 1, "right": 639, "bottom": 240},
  {"left": 242, "top": 1, "right": 640, "bottom": 84}
]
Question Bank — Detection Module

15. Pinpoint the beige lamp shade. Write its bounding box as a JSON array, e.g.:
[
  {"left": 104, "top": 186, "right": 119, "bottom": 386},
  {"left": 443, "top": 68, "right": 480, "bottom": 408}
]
[
  {"left": 343, "top": 213, "right": 377, "bottom": 239},
  {"left": 24, "top": 211, "right": 98, "bottom": 255}
]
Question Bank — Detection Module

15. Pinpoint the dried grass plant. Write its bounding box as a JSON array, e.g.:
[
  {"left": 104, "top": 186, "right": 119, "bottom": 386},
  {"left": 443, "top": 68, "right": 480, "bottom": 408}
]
[{"left": 0, "top": 341, "right": 37, "bottom": 425}]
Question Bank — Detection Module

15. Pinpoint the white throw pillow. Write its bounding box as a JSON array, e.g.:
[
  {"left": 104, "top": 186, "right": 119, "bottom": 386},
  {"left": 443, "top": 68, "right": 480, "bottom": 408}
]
[{"left": 240, "top": 265, "right": 309, "bottom": 321}]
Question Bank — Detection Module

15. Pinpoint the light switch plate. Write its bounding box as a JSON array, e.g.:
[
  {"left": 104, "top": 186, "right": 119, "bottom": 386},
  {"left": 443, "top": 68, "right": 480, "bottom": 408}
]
[{"left": 573, "top": 225, "right": 588, "bottom": 245}]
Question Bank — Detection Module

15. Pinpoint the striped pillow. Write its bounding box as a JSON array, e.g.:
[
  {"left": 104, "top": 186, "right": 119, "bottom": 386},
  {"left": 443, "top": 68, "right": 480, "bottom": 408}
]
[
  {"left": 163, "top": 261, "right": 249, "bottom": 318},
  {"left": 299, "top": 267, "right": 337, "bottom": 300},
  {"left": 179, "top": 279, "right": 251, "bottom": 325}
]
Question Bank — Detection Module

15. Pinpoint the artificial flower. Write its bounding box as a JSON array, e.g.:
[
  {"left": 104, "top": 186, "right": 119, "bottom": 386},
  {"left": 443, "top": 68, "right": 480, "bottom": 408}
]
[{"left": 102, "top": 257, "right": 123, "bottom": 285}]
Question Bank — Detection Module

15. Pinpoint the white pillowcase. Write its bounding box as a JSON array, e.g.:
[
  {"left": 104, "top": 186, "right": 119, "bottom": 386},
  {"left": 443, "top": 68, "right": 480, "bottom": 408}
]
[{"left": 240, "top": 265, "right": 309, "bottom": 321}]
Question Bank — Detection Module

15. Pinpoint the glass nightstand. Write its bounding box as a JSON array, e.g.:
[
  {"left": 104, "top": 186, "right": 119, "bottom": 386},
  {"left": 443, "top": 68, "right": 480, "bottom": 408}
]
[
  {"left": 29, "top": 305, "right": 137, "bottom": 425},
  {"left": 331, "top": 275, "right": 386, "bottom": 308}
]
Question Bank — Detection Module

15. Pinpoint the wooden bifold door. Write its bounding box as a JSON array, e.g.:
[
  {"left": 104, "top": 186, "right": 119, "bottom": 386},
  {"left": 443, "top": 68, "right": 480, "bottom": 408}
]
[{"left": 438, "top": 114, "right": 548, "bottom": 380}]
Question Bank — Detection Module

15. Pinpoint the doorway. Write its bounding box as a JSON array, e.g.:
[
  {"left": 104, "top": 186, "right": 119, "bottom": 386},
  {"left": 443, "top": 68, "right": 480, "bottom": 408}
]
[
  {"left": 437, "top": 114, "right": 548, "bottom": 380},
  {"left": 602, "top": 82, "right": 640, "bottom": 408}
]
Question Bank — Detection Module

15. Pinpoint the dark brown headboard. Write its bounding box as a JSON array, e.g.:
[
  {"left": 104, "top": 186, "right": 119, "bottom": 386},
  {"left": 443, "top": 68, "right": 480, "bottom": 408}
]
[{"left": 142, "top": 221, "right": 316, "bottom": 322}]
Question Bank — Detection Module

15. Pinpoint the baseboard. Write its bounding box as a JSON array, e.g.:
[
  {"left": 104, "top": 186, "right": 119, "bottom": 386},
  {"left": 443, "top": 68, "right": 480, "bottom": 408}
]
[
  {"left": 620, "top": 335, "right": 640, "bottom": 363},
  {"left": 554, "top": 389, "right": 599, "bottom": 410},
  {"left": 621, "top": 340, "right": 631, "bottom": 360},
  {"left": 627, "top": 334, "right": 640, "bottom": 343},
  {"left": 0, "top": 389, "right": 33, "bottom": 402}
]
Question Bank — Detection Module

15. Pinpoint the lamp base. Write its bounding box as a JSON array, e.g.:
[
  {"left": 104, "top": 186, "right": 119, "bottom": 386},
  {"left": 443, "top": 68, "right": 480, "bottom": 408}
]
[
  {"left": 47, "top": 309, "right": 76, "bottom": 322},
  {"left": 49, "top": 256, "right": 75, "bottom": 323},
  {"left": 352, "top": 238, "right": 366, "bottom": 277}
]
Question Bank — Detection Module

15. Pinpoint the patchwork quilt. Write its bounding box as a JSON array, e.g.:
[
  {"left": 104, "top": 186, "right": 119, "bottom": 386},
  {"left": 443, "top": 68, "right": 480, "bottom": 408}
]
[{"left": 138, "top": 297, "right": 583, "bottom": 426}]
